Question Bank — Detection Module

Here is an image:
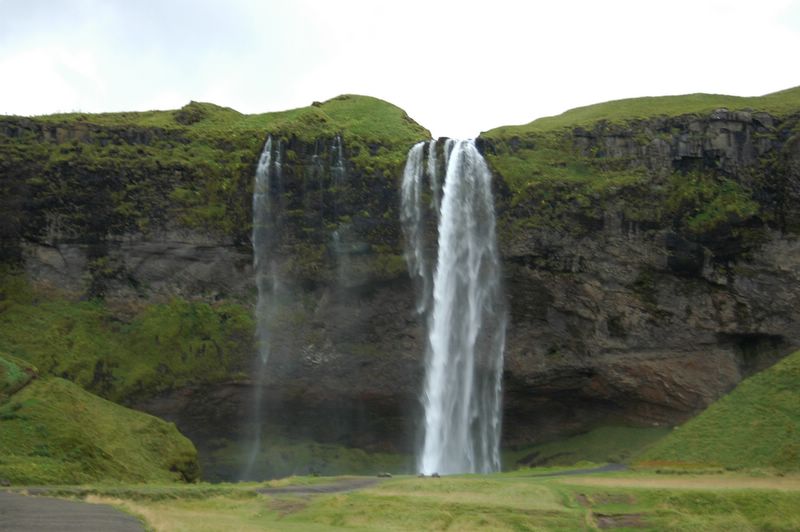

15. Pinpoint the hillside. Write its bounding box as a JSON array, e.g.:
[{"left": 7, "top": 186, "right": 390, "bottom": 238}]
[
  {"left": 638, "top": 349, "right": 800, "bottom": 471},
  {"left": 0, "top": 353, "right": 199, "bottom": 485}
]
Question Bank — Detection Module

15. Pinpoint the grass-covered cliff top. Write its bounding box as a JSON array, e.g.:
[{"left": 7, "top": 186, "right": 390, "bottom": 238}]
[
  {"left": 22, "top": 93, "right": 429, "bottom": 169},
  {"left": 0, "top": 94, "right": 429, "bottom": 245},
  {"left": 480, "top": 86, "right": 800, "bottom": 240},
  {"left": 483, "top": 85, "right": 800, "bottom": 138}
]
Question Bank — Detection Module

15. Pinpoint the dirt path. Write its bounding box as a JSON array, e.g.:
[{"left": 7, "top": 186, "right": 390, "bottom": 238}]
[
  {"left": 256, "top": 477, "right": 384, "bottom": 496},
  {"left": 0, "top": 491, "right": 144, "bottom": 532}
]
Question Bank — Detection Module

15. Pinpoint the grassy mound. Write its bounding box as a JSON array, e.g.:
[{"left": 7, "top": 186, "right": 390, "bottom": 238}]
[
  {"left": 0, "top": 354, "right": 199, "bottom": 485},
  {"left": 638, "top": 350, "right": 800, "bottom": 471}
]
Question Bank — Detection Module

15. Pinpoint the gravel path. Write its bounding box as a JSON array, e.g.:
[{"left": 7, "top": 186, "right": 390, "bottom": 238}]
[{"left": 0, "top": 491, "right": 144, "bottom": 532}]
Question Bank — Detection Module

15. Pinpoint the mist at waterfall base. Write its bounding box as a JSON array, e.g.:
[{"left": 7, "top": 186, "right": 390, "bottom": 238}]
[{"left": 402, "top": 139, "right": 508, "bottom": 475}]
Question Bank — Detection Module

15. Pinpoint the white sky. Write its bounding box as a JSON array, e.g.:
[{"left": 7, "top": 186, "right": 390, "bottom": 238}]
[{"left": 1, "top": 0, "right": 799, "bottom": 138}]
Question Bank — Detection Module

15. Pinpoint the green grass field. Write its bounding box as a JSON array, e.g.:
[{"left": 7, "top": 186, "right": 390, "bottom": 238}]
[{"left": 22, "top": 470, "right": 800, "bottom": 531}]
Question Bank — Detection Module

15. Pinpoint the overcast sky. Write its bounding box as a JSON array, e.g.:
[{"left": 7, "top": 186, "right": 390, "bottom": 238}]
[{"left": 1, "top": 0, "right": 799, "bottom": 138}]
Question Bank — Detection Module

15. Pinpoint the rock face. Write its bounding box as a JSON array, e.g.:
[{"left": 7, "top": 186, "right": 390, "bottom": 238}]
[
  {"left": 494, "top": 108, "right": 800, "bottom": 444},
  {"left": 3, "top": 101, "right": 800, "bottom": 472}
]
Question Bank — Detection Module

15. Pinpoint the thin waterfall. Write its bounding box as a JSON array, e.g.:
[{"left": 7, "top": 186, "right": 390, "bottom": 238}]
[
  {"left": 400, "top": 142, "right": 431, "bottom": 315},
  {"left": 253, "top": 135, "right": 274, "bottom": 365},
  {"left": 241, "top": 135, "right": 282, "bottom": 480},
  {"left": 331, "top": 134, "right": 346, "bottom": 185},
  {"left": 402, "top": 139, "right": 507, "bottom": 475},
  {"left": 330, "top": 134, "right": 353, "bottom": 288},
  {"left": 427, "top": 139, "right": 441, "bottom": 216}
]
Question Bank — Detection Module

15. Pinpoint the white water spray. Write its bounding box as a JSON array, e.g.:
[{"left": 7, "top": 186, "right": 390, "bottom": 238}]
[{"left": 402, "top": 139, "right": 507, "bottom": 475}]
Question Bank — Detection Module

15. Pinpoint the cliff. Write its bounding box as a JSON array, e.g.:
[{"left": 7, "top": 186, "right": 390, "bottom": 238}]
[
  {"left": 1, "top": 88, "right": 799, "bottom": 477},
  {"left": 482, "top": 87, "right": 800, "bottom": 444}
]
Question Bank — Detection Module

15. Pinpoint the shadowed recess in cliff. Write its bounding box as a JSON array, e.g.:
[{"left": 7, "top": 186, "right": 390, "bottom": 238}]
[{"left": 402, "top": 139, "right": 508, "bottom": 475}]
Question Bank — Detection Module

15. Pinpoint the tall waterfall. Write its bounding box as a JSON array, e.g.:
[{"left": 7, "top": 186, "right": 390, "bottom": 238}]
[
  {"left": 242, "top": 135, "right": 282, "bottom": 480},
  {"left": 402, "top": 139, "right": 507, "bottom": 475}
]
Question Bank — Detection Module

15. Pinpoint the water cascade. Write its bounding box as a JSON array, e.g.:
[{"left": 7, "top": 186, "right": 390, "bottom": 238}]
[
  {"left": 401, "top": 139, "right": 507, "bottom": 475},
  {"left": 400, "top": 142, "right": 431, "bottom": 315},
  {"left": 241, "top": 135, "right": 283, "bottom": 480}
]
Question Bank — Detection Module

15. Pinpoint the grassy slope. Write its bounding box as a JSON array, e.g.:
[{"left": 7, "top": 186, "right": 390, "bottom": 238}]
[
  {"left": 0, "top": 269, "right": 253, "bottom": 403},
  {"left": 0, "top": 354, "right": 198, "bottom": 485},
  {"left": 0, "top": 352, "right": 35, "bottom": 401},
  {"left": 639, "top": 350, "right": 800, "bottom": 471}
]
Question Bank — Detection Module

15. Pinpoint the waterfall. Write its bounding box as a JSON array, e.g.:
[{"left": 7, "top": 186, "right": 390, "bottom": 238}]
[
  {"left": 241, "top": 135, "right": 283, "bottom": 480},
  {"left": 402, "top": 139, "right": 507, "bottom": 475},
  {"left": 253, "top": 137, "right": 274, "bottom": 365},
  {"left": 400, "top": 142, "right": 431, "bottom": 315},
  {"left": 427, "top": 139, "right": 441, "bottom": 216},
  {"left": 331, "top": 134, "right": 346, "bottom": 185}
]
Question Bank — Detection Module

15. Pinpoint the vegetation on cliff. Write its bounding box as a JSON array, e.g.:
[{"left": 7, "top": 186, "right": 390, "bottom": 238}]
[
  {"left": 0, "top": 269, "right": 253, "bottom": 403},
  {"left": 0, "top": 95, "right": 429, "bottom": 266},
  {"left": 638, "top": 349, "right": 800, "bottom": 471},
  {"left": 0, "top": 353, "right": 199, "bottom": 484},
  {"left": 481, "top": 86, "right": 800, "bottom": 245}
]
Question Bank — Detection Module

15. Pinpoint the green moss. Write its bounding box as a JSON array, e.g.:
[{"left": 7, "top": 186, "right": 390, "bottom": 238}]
[
  {"left": 666, "top": 172, "right": 760, "bottom": 234},
  {"left": 0, "top": 270, "right": 253, "bottom": 402},
  {"left": 639, "top": 349, "right": 800, "bottom": 471},
  {"left": 0, "top": 370, "right": 198, "bottom": 484}
]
